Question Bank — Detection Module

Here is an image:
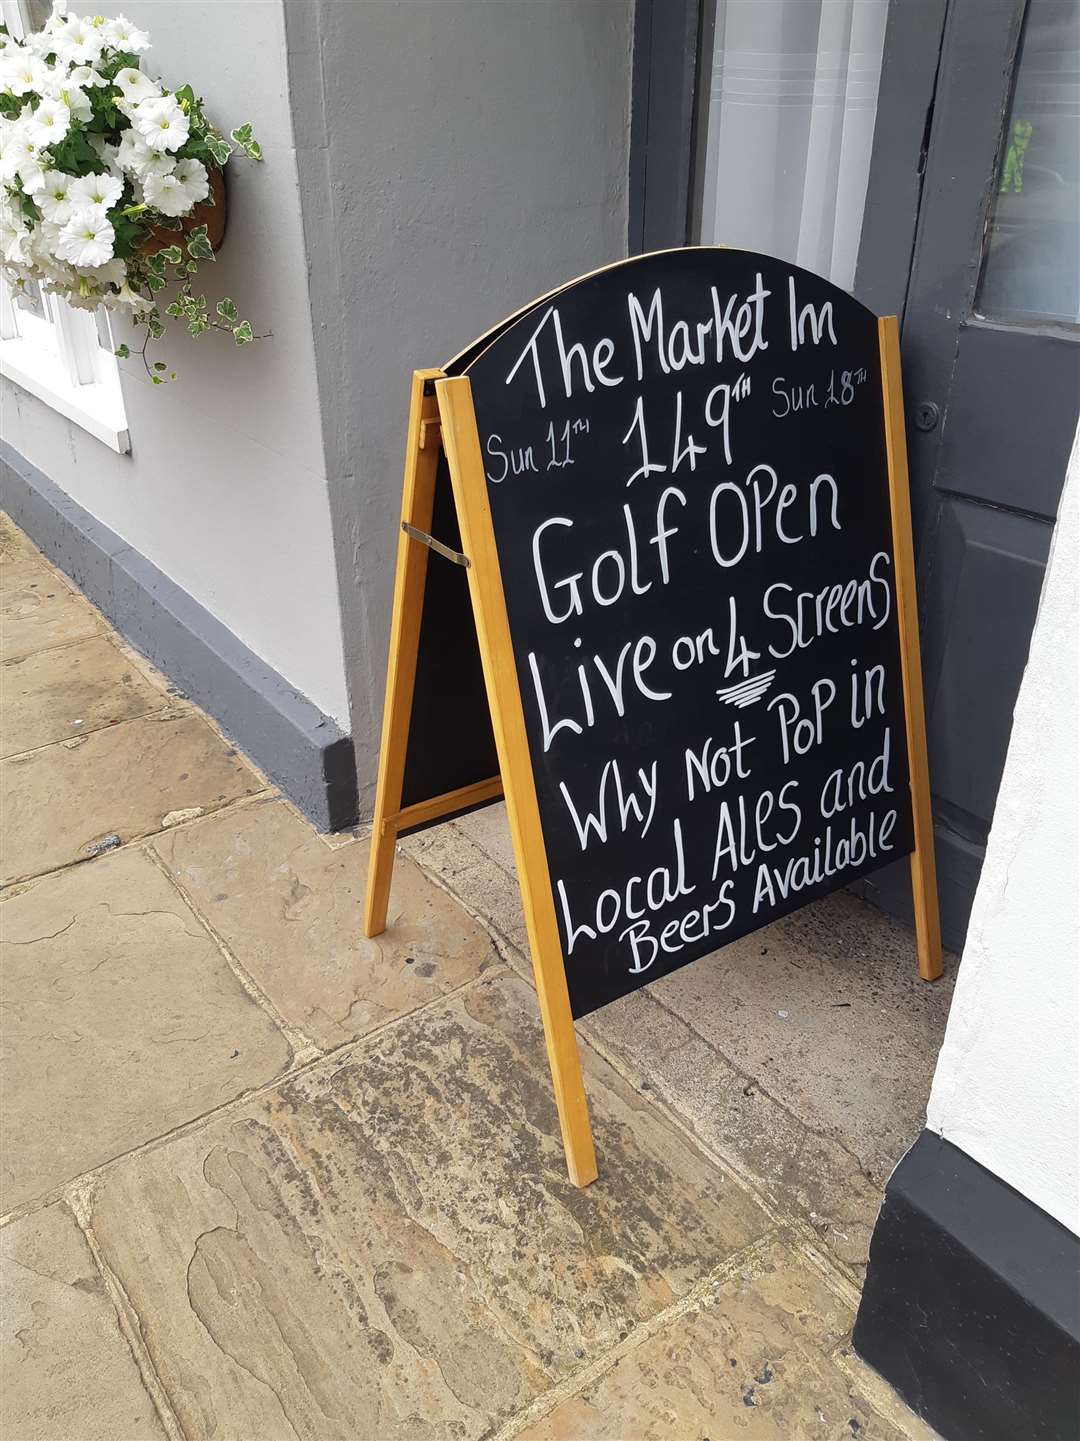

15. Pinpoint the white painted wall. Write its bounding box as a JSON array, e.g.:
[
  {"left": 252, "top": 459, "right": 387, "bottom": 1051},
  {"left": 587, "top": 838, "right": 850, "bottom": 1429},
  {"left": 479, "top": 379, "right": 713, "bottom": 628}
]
[
  {"left": 926, "top": 426, "right": 1080, "bottom": 1236},
  {"left": 1, "top": 1, "right": 350, "bottom": 726}
]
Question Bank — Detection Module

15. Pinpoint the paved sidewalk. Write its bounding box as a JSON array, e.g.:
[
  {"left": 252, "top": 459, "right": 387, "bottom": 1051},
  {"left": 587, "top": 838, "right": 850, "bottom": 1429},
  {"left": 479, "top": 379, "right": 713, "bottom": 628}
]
[{"left": 1, "top": 512, "right": 948, "bottom": 1440}]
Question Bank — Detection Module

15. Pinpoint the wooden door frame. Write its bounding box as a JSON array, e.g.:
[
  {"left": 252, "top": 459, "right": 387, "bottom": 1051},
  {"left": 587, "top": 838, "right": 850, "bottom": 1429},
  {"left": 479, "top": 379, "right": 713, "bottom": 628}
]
[{"left": 628, "top": 0, "right": 702, "bottom": 253}]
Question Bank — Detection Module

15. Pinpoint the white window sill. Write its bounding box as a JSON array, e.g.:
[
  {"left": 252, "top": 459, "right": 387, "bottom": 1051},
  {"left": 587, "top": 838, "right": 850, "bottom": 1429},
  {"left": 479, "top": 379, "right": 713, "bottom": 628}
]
[{"left": 1, "top": 338, "right": 131, "bottom": 454}]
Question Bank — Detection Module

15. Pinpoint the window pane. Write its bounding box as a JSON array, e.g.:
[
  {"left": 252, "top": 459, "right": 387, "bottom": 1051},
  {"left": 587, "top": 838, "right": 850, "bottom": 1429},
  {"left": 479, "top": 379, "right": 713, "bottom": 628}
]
[
  {"left": 13, "top": 279, "right": 46, "bottom": 321},
  {"left": 977, "top": 0, "right": 1080, "bottom": 325},
  {"left": 94, "top": 306, "right": 114, "bottom": 353},
  {"left": 694, "top": 0, "right": 888, "bottom": 291}
]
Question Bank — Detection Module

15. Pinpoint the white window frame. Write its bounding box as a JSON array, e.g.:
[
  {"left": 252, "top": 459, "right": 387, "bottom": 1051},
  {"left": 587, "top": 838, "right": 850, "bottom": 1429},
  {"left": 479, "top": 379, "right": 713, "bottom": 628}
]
[{"left": 0, "top": 0, "right": 131, "bottom": 452}]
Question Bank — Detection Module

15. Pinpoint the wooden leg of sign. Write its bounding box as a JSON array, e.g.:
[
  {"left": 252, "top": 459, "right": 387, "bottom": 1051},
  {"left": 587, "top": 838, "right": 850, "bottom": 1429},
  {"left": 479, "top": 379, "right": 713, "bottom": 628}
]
[
  {"left": 879, "top": 316, "right": 944, "bottom": 982},
  {"left": 364, "top": 368, "right": 446, "bottom": 940},
  {"left": 436, "top": 375, "right": 599, "bottom": 1189}
]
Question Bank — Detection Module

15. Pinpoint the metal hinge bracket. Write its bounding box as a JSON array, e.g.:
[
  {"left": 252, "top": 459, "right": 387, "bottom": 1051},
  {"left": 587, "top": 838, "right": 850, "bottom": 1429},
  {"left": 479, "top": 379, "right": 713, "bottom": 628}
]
[{"left": 401, "top": 522, "right": 470, "bottom": 568}]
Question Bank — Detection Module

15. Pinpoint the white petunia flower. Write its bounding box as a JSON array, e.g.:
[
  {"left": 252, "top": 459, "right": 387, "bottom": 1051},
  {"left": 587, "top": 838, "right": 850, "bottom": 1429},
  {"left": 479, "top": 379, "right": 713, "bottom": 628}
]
[
  {"left": 116, "top": 130, "right": 175, "bottom": 182},
  {"left": 0, "top": 121, "right": 26, "bottom": 181},
  {"left": 24, "top": 12, "right": 69, "bottom": 57},
  {"left": 0, "top": 50, "right": 49, "bottom": 96},
  {"left": 113, "top": 67, "right": 160, "bottom": 106},
  {"left": 108, "top": 279, "right": 151, "bottom": 313},
  {"left": 59, "top": 84, "right": 93, "bottom": 123},
  {"left": 67, "top": 171, "right": 124, "bottom": 211},
  {"left": 52, "top": 17, "right": 107, "bottom": 67},
  {"left": 143, "top": 170, "right": 193, "bottom": 217},
  {"left": 57, "top": 206, "right": 115, "bottom": 267},
  {"left": 134, "top": 95, "right": 189, "bottom": 153},
  {"left": 26, "top": 95, "right": 72, "bottom": 148},
  {"left": 174, "top": 157, "right": 210, "bottom": 204},
  {"left": 115, "top": 129, "right": 150, "bottom": 174},
  {"left": 64, "top": 283, "right": 107, "bottom": 310},
  {"left": 0, "top": 192, "right": 21, "bottom": 228},
  {"left": 38, "top": 169, "right": 74, "bottom": 224},
  {"left": 140, "top": 149, "right": 176, "bottom": 182},
  {"left": 4, "top": 129, "right": 47, "bottom": 192},
  {"left": 32, "top": 221, "right": 70, "bottom": 266},
  {"left": 68, "top": 65, "right": 110, "bottom": 89},
  {"left": 1, "top": 216, "right": 29, "bottom": 264},
  {"left": 78, "top": 257, "right": 126, "bottom": 286},
  {"left": 104, "top": 15, "right": 151, "bottom": 53}
]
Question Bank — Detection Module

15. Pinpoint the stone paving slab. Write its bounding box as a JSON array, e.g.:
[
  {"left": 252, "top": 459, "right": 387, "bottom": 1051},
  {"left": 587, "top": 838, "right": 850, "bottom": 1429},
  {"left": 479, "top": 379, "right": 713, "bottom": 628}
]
[
  {"left": 400, "top": 805, "right": 955, "bottom": 1273},
  {"left": 1, "top": 845, "right": 292, "bottom": 1211},
  {"left": 645, "top": 891, "right": 956, "bottom": 1182},
  {"left": 0, "top": 531, "right": 53, "bottom": 594},
  {"left": 0, "top": 1202, "right": 167, "bottom": 1441},
  {"left": 406, "top": 804, "right": 954, "bottom": 1183},
  {"left": 2, "top": 635, "right": 164, "bottom": 757},
  {"left": 401, "top": 808, "right": 531, "bottom": 965},
  {"left": 583, "top": 991, "right": 885, "bottom": 1273},
  {"left": 0, "top": 557, "right": 103, "bottom": 658},
  {"left": 87, "top": 972, "right": 773, "bottom": 1441},
  {"left": 154, "top": 796, "right": 500, "bottom": 1050},
  {"left": 1, "top": 709, "right": 264, "bottom": 885},
  {"left": 516, "top": 1239, "right": 914, "bottom": 1441}
]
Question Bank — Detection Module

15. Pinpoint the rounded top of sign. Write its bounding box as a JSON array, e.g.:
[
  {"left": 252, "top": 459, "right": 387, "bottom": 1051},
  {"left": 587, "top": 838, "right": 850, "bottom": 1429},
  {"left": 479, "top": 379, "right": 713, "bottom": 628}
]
[{"left": 443, "top": 246, "right": 880, "bottom": 376}]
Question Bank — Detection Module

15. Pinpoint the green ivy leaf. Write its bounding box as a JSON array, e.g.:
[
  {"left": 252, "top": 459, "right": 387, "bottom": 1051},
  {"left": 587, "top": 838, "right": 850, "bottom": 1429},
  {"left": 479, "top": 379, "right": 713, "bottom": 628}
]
[
  {"left": 228, "top": 121, "right": 263, "bottom": 161},
  {"left": 216, "top": 297, "right": 238, "bottom": 323},
  {"left": 205, "top": 133, "right": 232, "bottom": 166},
  {"left": 151, "top": 374, "right": 165, "bottom": 384},
  {"left": 115, "top": 343, "right": 130, "bottom": 359},
  {"left": 232, "top": 321, "right": 254, "bottom": 345},
  {"left": 157, "top": 244, "right": 183, "bottom": 265},
  {"left": 153, "top": 361, "right": 168, "bottom": 371}
]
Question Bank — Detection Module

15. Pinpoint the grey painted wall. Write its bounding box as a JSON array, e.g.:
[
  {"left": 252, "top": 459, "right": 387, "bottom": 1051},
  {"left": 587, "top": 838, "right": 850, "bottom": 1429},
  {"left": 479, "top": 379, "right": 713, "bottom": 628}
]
[
  {"left": 2, "top": 1, "right": 351, "bottom": 728},
  {"left": 285, "top": 0, "right": 634, "bottom": 816}
]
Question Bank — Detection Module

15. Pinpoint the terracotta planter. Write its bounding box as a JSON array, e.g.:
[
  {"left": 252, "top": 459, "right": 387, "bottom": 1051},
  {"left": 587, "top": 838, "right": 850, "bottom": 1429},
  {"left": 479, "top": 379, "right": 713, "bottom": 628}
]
[{"left": 139, "top": 165, "right": 225, "bottom": 258}]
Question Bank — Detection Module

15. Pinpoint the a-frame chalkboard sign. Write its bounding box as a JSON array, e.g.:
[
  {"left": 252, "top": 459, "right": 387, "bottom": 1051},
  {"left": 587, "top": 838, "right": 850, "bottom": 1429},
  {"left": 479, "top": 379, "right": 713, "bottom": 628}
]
[{"left": 365, "top": 249, "right": 942, "bottom": 1188}]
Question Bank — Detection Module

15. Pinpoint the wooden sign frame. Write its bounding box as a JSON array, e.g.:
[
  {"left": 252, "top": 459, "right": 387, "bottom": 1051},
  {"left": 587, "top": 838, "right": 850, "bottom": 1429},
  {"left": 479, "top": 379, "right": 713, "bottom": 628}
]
[{"left": 365, "top": 313, "right": 942, "bottom": 1190}]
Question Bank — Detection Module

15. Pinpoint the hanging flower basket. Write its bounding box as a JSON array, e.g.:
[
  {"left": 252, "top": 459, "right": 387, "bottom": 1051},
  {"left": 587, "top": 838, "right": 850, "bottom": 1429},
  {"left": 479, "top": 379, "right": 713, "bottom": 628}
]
[
  {"left": 0, "top": 10, "right": 264, "bottom": 379},
  {"left": 139, "top": 163, "right": 224, "bottom": 257}
]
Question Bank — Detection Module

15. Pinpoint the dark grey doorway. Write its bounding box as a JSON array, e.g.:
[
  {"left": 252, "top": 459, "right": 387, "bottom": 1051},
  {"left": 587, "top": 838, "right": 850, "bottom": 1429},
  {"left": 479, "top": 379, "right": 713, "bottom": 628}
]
[
  {"left": 859, "top": 0, "right": 1079, "bottom": 946},
  {"left": 631, "top": 0, "right": 1080, "bottom": 949}
]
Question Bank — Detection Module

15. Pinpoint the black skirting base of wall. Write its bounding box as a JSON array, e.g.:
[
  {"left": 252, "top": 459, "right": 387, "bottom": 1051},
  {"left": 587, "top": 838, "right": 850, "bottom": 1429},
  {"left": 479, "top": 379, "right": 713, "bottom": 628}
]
[
  {"left": 1, "top": 441, "right": 358, "bottom": 832},
  {"left": 854, "top": 1130, "right": 1080, "bottom": 1441}
]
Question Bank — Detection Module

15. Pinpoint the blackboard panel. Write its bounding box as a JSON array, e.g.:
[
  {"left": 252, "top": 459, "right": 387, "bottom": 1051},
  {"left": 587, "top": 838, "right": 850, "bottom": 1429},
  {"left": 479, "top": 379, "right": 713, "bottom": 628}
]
[
  {"left": 399, "top": 451, "right": 499, "bottom": 816},
  {"left": 463, "top": 249, "right": 914, "bottom": 1017}
]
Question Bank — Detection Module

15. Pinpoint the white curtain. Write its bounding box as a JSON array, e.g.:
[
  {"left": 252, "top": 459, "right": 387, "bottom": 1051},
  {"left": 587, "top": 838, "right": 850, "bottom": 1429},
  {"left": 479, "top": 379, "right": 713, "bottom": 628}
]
[{"left": 698, "top": 0, "right": 889, "bottom": 292}]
